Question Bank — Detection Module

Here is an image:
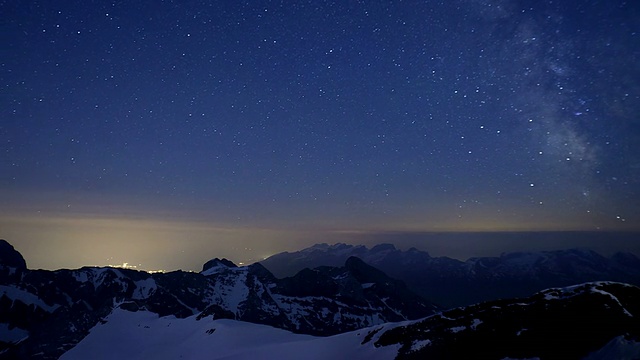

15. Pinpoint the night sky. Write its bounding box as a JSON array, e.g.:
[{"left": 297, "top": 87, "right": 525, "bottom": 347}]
[{"left": 2, "top": 0, "right": 639, "bottom": 271}]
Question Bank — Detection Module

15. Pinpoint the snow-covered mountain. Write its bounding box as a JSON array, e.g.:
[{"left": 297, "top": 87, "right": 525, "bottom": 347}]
[
  {"left": 0, "top": 240, "right": 436, "bottom": 360},
  {"left": 2, "top": 239, "right": 640, "bottom": 359},
  {"left": 261, "top": 243, "right": 640, "bottom": 308},
  {"left": 60, "top": 281, "right": 640, "bottom": 360}
]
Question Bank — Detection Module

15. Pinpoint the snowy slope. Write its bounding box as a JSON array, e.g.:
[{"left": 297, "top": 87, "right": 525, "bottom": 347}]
[
  {"left": 60, "top": 308, "right": 401, "bottom": 360},
  {"left": 60, "top": 281, "right": 640, "bottom": 360}
]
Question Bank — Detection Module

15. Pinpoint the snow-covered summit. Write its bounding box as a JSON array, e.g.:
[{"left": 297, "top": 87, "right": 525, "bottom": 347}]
[{"left": 201, "top": 258, "right": 239, "bottom": 276}]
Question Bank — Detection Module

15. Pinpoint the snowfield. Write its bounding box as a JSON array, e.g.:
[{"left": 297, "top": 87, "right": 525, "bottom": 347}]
[{"left": 59, "top": 308, "right": 401, "bottom": 360}]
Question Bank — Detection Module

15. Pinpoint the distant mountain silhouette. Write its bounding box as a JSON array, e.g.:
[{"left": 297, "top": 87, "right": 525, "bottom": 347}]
[{"left": 261, "top": 243, "right": 640, "bottom": 308}]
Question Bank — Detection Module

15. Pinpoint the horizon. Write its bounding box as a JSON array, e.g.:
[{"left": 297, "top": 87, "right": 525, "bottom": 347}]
[{"left": 4, "top": 230, "right": 639, "bottom": 273}]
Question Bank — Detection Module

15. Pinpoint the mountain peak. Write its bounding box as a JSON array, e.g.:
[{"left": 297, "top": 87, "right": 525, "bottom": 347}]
[
  {"left": 370, "top": 243, "right": 396, "bottom": 252},
  {"left": 344, "top": 256, "right": 391, "bottom": 284},
  {"left": 307, "top": 243, "right": 330, "bottom": 251},
  {"left": 305, "top": 243, "right": 360, "bottom": 253},
  {"left": 0, "top": 239, "right": 27, "bottom": 270},
  {"left": 201, "top": 258, "right": 237, "bottom": 275}
]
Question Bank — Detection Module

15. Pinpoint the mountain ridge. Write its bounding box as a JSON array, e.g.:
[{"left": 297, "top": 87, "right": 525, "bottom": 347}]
[
  {"left": 0, "top": 239, "right": 436, "bottom": 360},
  {"left": 260, "top": 242, "right": 640, "bottom": 308}
]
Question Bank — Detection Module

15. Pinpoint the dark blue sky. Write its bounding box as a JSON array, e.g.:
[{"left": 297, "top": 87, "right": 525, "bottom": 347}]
[{"left": 2, "top": 0, "right": 639, "bottom": 270}]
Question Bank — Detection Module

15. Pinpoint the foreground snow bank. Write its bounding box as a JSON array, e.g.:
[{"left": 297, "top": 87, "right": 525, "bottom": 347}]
[{"left": 60, "top": 308, "right": 400, "bottom": 360}]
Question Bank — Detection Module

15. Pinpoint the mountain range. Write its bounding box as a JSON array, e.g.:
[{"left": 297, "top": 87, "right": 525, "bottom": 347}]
[
  {"left": 1, "top": 239, "right": 640, "bottom": 359},
  {"left": 260, "top": 242, "right": 640, "bottom": 308},
  {"left": 0, "top": 239, "right": 435, "bottom": 359}
]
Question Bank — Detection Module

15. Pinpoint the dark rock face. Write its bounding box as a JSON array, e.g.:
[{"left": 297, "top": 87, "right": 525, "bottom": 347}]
[
  {"left": 0, "top": 241, "right": 437, "bottom": 360},
  {"left": 202, "top": 258, "right": 237, "bottom": 272},
  {"left": 373, "top": 282, "right": 640, "bottom": 360},
  {"left": 268, "top": 256, "right": 439, "bottom": 335},
  {"left": 261, "top": 243, "right": 640, "bottom": 308},
  {"left": 0, "top": 240, "right": 26, "bottom": 270}
]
